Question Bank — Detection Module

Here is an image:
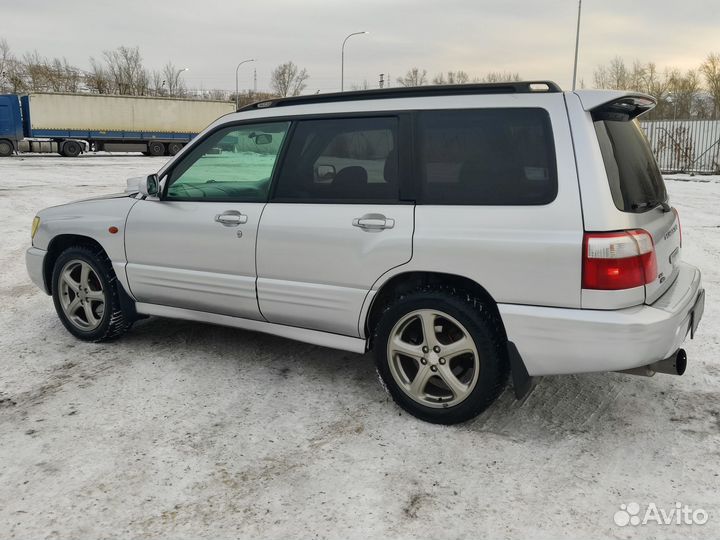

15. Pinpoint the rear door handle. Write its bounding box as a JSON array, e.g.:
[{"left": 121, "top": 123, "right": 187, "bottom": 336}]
[
  {"left": 215, "top": 211, "right": 248, "bottom": 226},
  {"left": 352, "top": 214, "right": 395, "bottom": 231}
]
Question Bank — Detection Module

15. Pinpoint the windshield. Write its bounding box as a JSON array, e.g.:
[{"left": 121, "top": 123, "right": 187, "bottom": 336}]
[{"left": 593, "top": 118, "right": 667, "bottom": 213}]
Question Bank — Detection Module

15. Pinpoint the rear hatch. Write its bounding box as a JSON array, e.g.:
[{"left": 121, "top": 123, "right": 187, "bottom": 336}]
[{"left": 593, "top": 110, "right": 681, "bottom": 303}]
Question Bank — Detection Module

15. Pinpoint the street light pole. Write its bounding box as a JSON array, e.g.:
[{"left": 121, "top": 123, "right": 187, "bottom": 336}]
[
  {"left": 341, "top": 31, "right": 368, "bottom": 92},
  {"left": 235, "top": 59, "right": 256, "bottom": 109},
  {"left": 572, "top": 0, "right": 582, "bottom": 91}
]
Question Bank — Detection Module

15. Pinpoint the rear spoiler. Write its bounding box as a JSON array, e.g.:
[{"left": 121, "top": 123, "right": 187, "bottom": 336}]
[{"left": 574, "top": 91, "right": 656, "bottom": 120}]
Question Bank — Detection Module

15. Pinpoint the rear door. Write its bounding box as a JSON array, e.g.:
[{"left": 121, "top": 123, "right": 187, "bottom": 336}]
[
  {"left": 256, "top": 115, "right": 413, "bottom": 336},
  {"left": 593, "top": 117, "right": 681, "bottom": 303}
]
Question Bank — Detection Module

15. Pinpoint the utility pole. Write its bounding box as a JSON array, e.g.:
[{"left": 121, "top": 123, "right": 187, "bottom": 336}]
[
  {"left": 341, "top": 31, "right": 369, "bottom": 91},
  {"left": 235, "top": 59, "right": 256, "bottom": 110},
  {"left": 379, "top": 74, "right": 384, "bottom": 89},
  {"left": 572, "top": 0, "right": 582, "bottom": 91}
]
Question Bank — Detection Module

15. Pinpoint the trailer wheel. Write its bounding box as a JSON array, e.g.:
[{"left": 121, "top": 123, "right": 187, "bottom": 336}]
[
  {"left": 0, "top": 140, "right": 13, "bottom": 157},
  {"left": 167, "top": 142, "right": 183, "bottom": 156},
  {"left": 61, "top": 140, "right": 82, "bottom": 158},
  {"left": 148, "top": 141, "right": 165, "bottom": 156}
]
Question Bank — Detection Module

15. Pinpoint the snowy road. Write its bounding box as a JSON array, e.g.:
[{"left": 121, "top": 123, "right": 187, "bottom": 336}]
[{"left": 1, "top": 154, "right": 719, "bottom": 539}]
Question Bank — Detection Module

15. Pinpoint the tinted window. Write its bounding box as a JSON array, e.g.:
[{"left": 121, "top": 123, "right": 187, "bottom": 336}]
[
  {"left": 594, "top": 118, "right": 667, "bottom": 212},
  {"left": 273, "top": 117, "right": 399, "bottom": 201},
  {"left": 417, "top": 108, "right": 557, "bottom": 205},
  {"left": 166, "top": 122, "right": 290, "bottom": 201}
]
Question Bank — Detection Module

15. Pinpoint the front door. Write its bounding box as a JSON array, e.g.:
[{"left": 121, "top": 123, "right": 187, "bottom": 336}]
[
  {"left": 256, "top": 115, "right": 414, "bottom": 336},
  {"left": 125, "top": 121, "right": 291, "bottom": 319}
]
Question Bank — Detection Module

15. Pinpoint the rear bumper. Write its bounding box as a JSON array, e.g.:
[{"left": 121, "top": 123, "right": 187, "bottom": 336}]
[
  {"left": 26, "top": 246, "right": 49, "bottom": 294},
  {"left": 499, "top": 262, "right": 704, "bottom": 376}
]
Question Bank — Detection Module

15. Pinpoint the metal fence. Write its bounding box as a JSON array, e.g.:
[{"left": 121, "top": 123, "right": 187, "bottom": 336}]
[{"left": 640, "top": 120, "right": 720, "bottom": 174}]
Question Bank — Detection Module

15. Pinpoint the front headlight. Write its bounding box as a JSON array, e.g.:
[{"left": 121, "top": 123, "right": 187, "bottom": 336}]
[{"left": 31, "top": 216, "right": 40, "bottom": 240}]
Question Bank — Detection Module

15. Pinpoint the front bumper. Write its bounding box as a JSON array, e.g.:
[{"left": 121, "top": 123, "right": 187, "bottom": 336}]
[
  {"left": 26, "top": 247, "right": 49, "bottom": 294},
  {"left": 499, "top": 262, "right": 704, "bottom": 376}
]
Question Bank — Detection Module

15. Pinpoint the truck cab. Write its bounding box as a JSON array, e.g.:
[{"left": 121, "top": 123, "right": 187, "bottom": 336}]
[{"left": 0, "top": 94, "right": 23, "bottom": 156}]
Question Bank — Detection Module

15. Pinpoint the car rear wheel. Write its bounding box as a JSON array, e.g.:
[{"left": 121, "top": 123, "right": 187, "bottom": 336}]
[
  {"left": 51, "top": 246, "right": 133, "bottom": 342},
  {"left": 374, "top": 289, "right": 508, "bottom": 424}
]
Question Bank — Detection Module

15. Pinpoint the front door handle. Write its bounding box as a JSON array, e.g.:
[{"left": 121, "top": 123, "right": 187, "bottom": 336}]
[
  {"left": 352, "top": 213, "right": 395, "bottom": 231},
  {"left": 215, "top": 211, "right": 248, "bottom": 227}
]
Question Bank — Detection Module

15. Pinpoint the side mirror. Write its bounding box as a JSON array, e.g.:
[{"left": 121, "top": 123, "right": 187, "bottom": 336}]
[
  {"left": 315, "top": 164, "right": 336, "bottom": 181},
  {"left": 139, "top": 174, "right": 159, "bottom": 197},
  {"left": 254, "top": 133, "right": 272, "bottom": 145}
]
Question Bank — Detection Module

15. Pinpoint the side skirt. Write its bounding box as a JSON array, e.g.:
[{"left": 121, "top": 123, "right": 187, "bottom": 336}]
[{"left": 135, "top": 302, "right": 368, "bottom": 354}]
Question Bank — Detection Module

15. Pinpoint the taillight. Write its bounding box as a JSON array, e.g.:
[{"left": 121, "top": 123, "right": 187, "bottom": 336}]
[
  {"left": 672, "top": 207, "right": 682, "bottom": 247},
  {"left": 582, "top": 230, "right": 658, "bottom": 290}
]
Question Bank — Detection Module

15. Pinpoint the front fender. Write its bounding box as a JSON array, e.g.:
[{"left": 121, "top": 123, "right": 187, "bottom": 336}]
[{"left": 34, "top": 196, "right": 139, "bottom": 293}]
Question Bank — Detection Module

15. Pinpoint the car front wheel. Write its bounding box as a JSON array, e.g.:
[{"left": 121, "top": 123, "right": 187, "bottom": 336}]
[
  {"left": 374, "top": 289, "right": 508, "bottom": 424},
  {"left": 51, "top": 246, "right": 132, "bottom": 342}
]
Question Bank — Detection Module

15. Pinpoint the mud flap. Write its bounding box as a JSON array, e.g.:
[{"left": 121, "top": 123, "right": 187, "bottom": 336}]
[{"left": 507, "top": 341, "right": 533, "bottom": 400}]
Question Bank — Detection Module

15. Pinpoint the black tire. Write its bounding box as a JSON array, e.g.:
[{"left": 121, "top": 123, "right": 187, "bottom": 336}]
[
  {"left": 51, "top": 246, "right": 133, "bottom": 342},
  {"left": 61, "top": 140, "right": 82, "bottom": 157},
  {"left": 0, "top": 139, "right": 13, "bottom": 157},
  {"left": 147, "top": 141, "right": 165, "bottom": 156},
  {"left": 167, "top": 142, "right": 183, "bottom": 156},
  {"left": 373, "top": 289, "right": 508, "bottom": 424}
]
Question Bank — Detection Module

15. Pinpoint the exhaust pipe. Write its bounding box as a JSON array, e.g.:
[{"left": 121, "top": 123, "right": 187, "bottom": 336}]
[{"left": 619, "top": 349, "right": 687, "bottom": 377}]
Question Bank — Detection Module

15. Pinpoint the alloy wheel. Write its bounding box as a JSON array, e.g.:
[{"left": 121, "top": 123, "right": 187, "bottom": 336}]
[{"left": 387, "top": 309, "right": 480, "bottom": 408}]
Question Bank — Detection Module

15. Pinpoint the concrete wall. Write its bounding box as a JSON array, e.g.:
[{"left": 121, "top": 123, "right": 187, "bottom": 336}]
[{"left": 28, "top": 93, "right": 235, "bottom": 133}]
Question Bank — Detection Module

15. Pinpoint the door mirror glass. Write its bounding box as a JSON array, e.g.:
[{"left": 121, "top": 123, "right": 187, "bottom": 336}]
[
  {"left": 140, "top": 174, "right": 159, "bottom": 197},
  {"left": 251, "top": 132, "right": 273, "bottom": 145},
  {"left": 315, "top": 164, "right": 336, "bottom": 182}
]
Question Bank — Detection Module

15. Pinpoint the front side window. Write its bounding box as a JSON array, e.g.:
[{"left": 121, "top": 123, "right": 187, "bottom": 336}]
[
  {"left": 417, "top": 108, "right": 557, "bottom": 205},
  {"left": 166, "top": 121, "right": 290, "bottom": 201},
  {"left": 273, "top": 116, "right": 399, "bottom": 202}
]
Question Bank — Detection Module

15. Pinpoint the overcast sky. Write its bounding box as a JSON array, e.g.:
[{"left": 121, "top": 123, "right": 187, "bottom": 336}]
[{"left": 2, "top": 0, "right": 718, "bottom": 93}]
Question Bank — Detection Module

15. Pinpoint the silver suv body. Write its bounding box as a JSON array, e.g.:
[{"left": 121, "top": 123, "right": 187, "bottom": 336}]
[{"left": 26, "top": 82, "right": 705, "bottom": 423}]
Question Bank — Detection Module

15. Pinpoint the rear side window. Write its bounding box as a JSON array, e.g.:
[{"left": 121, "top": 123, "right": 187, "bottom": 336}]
[
  {"left": 417, "top": 108, "right": 557, "bottom": 205},
  {"left": 593, "top": 119, "right": 667, "bottom": 213},
  {"left": 273, "top": 116, "right": 399, "bottom": 202}
]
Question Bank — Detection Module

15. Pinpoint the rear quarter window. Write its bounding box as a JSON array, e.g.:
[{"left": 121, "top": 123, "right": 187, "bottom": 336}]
[
  {"left": 593, "top": 118, "right": 667, "bottom": 213},
  {"left": 417, "top": 108, "right": 558, "bottom": 205}
]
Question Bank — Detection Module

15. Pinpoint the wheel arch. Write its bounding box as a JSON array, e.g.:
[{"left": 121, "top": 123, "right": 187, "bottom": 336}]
[
  {"left": 44, "top": 233, "right": 137, "bottom": 320},
  {"left": 44, "top": 234, "right": 107, "bottom": 294},
  {"left": 364, "top": 271, "right": 507, "bottom": 345}
]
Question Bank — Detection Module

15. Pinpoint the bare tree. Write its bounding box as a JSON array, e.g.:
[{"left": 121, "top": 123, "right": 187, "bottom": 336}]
[
  {"left": 432, "top": 70, "right": 470, "bottom": 85},
  {"left": 667, "top": 68, "right": 701, "bottom": 118},
  {"left": 85, "top": 57, "right": 113, "bottom": 94},
  {"left": 396, "top": 67, "right": 427, "bottom": 87},
  {"left": 0, "top": 38, "right": 15, "bottom": 92},
  {"left": 22, "top": 50, "right": 50, "bottom": 91},
  {"left": 162, "top": 61, "right": 186, "bottom": 97},
  {"left": 149, "top": 69, "right": 164, "bottom": 96},
  {"left": 103, "top": 46, "right": 148, "bottom": 95},
  {"left": 701, "top": 53, "right": 720, "bottom": 119},
  {"left": 270, "top": 61, "right": 309, "bottom": 97},
  {"left": 475, "top": 71, "right": 521, "bottom": 83}
]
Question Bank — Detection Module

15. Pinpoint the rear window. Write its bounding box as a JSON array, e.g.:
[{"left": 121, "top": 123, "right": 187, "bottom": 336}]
[
  {"left": 593, "top": 119, "right": 667, "bottom": 213},
  {"left": 417, "top": 108, "right": 557, "bottom": 205}
]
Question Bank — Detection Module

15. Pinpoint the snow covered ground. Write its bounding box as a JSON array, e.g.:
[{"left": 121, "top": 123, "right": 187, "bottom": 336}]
[{"left": 1, "top": 154, "right": 719, "bottom": 539}]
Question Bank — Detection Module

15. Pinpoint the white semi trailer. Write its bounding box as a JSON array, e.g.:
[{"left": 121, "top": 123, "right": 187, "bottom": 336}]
[{"left": 0, "top": 92, "right": 235, "bottom": 157}]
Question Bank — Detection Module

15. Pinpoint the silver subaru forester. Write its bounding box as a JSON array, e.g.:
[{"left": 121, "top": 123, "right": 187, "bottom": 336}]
[{"left": 26, "top": 82, "right": 705, "bottom": 424}]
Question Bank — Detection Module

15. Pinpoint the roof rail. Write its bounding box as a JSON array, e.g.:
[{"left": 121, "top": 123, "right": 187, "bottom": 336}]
[{"left": 238, "top": 81, "right": 562, "bottom": 111}]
